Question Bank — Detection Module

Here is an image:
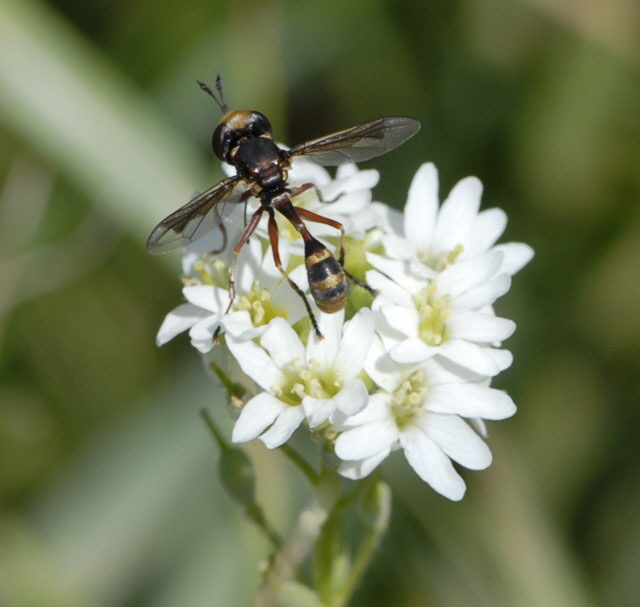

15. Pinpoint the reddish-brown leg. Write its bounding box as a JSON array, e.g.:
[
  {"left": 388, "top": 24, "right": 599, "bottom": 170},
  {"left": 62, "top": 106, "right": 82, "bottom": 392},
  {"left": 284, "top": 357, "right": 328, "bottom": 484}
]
[
  {"left": 294, "top": 206, "right": 347, "bottom": 263},
  {"left": 293, "top": 202, "right": 377, "bottom": 297},
  {"left": 224, "top": 206, "right": 265, "bottom": 316},
  {"left": 267, "top": 209, "right": 322, "bottom": 339}
]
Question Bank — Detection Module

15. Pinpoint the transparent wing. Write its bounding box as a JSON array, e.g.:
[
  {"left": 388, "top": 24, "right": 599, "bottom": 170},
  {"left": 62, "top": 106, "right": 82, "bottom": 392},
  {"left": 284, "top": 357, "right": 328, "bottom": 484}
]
[
  {"left": 146, "top": 176, "right": 248, "bottom": 254},
  {"left": 288, "top": 117, "right": 420, "bottom": 166}
]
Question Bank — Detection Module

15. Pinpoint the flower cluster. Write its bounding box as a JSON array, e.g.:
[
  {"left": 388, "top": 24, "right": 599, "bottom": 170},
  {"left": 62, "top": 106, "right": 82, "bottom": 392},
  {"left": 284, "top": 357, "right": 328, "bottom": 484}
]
[{"left": 158, "top": 160, "right": 533, "bottom": 500}]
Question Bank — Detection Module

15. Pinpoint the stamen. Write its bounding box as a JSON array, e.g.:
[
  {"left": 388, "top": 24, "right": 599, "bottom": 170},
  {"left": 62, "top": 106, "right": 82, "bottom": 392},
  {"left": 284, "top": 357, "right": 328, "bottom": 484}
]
[
  {"left": 418, "top": 243, "right": 465, "bottom": 272},
  {"left": 274, "top": 357, "right": 344, "bottom": 407},
  {"left": 414, "top": 282, "right": 451, "bottom": 346},
  {"left": 234, "top": 281, "right": 286, "bottom": 327},
  {"left": 391, "top": 370, "right": 428, "bottom": 429}
]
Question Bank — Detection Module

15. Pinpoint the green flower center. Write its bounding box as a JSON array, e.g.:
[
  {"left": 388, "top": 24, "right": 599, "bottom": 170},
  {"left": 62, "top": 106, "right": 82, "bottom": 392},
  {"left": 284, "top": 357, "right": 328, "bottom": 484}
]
[
  {"left": 343, "top": 229, "right": 382, "bottom": 278},
  {"left": 271, "top": 358, "right": 343, "bottom": 407},
  {"left": 414, "top": 282, "right": 451, "bottom": 346},
  {"left": 235, "top": 281, "right": 287, "bottom": 328},
  {"left": 417, "top": 244, "right": 464, "bottom": 272},
  {"left": 391, "top": 369, "right": 428, "bottom": 429}
]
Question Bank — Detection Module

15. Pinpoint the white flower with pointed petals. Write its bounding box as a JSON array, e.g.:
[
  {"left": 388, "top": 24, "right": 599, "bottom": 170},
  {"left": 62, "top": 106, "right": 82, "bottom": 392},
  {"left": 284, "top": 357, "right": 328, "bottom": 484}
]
[
  {"left": 227, "top": 309, "right": 374, "bottom": 448},
  {"left": 383, "top": 163, "right": 533, "bottom": 276},
  {"left": 367, "top": 249, "right": 515, "bottom": 376},
  {"left": 333, "top": 337, "right": 516, "bottom": 500},
  {"left": 156, "top": 238, "right": 306, "bottom": 352}
]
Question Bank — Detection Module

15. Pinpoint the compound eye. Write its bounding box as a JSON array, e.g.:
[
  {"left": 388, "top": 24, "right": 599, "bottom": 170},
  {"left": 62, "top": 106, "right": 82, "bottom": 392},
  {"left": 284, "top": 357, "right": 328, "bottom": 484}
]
[{"left": 212, "top": 122, "right": 234, "bottom": 163}]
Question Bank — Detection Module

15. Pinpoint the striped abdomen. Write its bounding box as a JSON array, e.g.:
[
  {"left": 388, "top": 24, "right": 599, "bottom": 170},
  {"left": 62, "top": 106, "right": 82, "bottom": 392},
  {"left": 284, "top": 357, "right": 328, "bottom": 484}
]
[{"left": 305, "top": 237, "right": 347, "bottom": 313}]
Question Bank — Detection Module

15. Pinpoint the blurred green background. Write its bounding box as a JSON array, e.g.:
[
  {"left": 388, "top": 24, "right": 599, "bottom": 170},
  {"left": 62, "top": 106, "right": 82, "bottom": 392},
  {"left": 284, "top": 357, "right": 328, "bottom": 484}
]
[{"left": 1, "top": 0, "right": 638, "bottom": 605}]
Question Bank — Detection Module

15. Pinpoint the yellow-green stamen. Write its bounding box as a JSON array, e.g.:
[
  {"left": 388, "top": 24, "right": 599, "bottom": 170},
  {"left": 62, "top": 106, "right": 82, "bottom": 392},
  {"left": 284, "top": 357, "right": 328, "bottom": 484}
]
[
  {"left": 235, "top": 281, "right": 287, "bottom": 328},
  {"left": 414, "top": 282, "right": 451, "bottom": 346},
  {"left": 391, "top": 369, "right": 428, "bottom": 429},
  {"left": 417, "top": 243, "right": 464, "bottom": 272},
  {"left": 183, "top": 258, "right": 229, "bottom": 287},
  {"left": 270, "top": 358, "right": 343, "bottom": 407}
]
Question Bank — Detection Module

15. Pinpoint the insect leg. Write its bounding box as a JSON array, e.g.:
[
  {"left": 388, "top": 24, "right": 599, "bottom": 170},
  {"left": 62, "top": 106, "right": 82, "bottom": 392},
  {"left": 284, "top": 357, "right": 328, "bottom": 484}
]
[
  {"left": 225, "top": 206, "right": 265, "bottom": 316},
  {"left": 210, "top": 204, "right": 227, "bottom": 254},
  {"left": 267, "top": 208, "right": 323, "bottom": 339},
  {"left": 293, "top": 206, "right": 377, "bottom": 298},
  {"left": 294, "top": 206, "right": 346, "bottom": 263}
]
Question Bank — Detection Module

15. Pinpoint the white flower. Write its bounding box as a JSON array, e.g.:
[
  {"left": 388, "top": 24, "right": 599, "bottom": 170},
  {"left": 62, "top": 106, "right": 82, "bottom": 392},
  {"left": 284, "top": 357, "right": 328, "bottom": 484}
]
[
  {"left": 333, "top": 337, "right": 516, "bottom": 500},
  {"left": 367, "top": 250, "right": 515, "bottom": 376},
  {"left": 154, "top": 154, "right": 533, "bottom": 504},
  {"left": 156, "top": 238, "right": 306, "bottom": 352},
  {"left": 382, "top": 163, "right": 533, "bottom": 276},
  {"left": 227, "top": 309, "right": 374, "bottom": 448}
]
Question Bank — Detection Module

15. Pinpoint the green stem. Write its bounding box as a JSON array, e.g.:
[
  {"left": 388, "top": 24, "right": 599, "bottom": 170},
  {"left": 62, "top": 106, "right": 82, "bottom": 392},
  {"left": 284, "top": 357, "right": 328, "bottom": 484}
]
[
  {"left": 256, "top": 470, "right": 342, "bottom": 607},
  {"left": 200, "top": 408, "right": 227, "bottom": 451},
  {"left": 279, "top": 443, "right": 319, "bottom": 485},
  {"left": 200, "top": 409, "right": 282, "bottom": 549},
  {"left": 208, "top": 360, "right": 246, "bottom": 400},
  {"left": 247, "top": 503, "right": 282, "bottom": 549},
  {"left": 331, "top": 481, "right": 392, "bottom": 607}
]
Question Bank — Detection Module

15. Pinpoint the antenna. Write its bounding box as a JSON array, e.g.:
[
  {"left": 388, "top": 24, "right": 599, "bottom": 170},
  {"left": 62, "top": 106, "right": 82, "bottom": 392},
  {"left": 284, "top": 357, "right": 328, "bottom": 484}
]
[{"left": 197, "top": 74, "right": 229, "bottom": 114}]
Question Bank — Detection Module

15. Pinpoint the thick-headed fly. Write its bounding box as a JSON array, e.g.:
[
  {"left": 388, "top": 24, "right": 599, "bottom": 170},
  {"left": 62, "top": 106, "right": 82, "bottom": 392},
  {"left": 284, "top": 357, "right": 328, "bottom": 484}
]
[{"left": 147, "top": 76, "right": 420, "bottom": 337}]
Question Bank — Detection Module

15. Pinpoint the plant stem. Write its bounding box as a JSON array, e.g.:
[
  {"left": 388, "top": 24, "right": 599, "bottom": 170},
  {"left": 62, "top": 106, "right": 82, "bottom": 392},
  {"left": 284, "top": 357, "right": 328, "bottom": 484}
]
[
  {"left": 331, "top": 481, "right": 392, "bottom": 607},
  {"left": 200, "top": 408, "right": 227, "bottom": 450},
  {"left": 279, "top": 443, "right": 319, "bottom": 485}
]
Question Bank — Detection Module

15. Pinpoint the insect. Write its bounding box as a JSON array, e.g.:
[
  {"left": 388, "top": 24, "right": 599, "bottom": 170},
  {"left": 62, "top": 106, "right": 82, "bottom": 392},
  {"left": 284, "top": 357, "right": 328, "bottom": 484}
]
[{"left": 147, "top": 76, "right": 420, "bottom": 337}]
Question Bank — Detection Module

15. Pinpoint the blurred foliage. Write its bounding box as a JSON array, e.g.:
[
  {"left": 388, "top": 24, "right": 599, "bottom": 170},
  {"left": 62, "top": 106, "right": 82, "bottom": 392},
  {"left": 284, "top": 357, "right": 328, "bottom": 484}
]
[{"left": 0, "top": 0, "right": 639, "bottom": 605}]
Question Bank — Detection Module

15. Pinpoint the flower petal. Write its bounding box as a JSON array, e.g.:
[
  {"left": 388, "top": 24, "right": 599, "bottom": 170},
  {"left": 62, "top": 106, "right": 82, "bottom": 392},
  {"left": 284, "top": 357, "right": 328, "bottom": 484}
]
[
  {"left": 364, "top": 340, "right": 404, "bottom": 392},
  {"left": 332, "top": 391, "right": 392, "bottom": 427},
  {"left": 330, "top": 379, "right": 369, "bottom": 416},
  {"left": 338, "top": 450, "right": 390, "bottom": 480},
  {"left": 232, "top": 393, "right": 287, "bottom": 443},
  {"left": 221, "top": 310, "right": 256, "bottom": 337},
  {"left": 432, "top": 176, "right": 482, "bottom": 253},
  {"left": 333, "top": 309, "right": 374, "bottom": 378},
  {"left": 307, "top": 310, "right": 344, "bottom": 368},
  {"left": 366, "top": 269, "right": 414, "bottom": 307},
  {"left": 453, "top": 274, "right": 511, "bottom": 309},
  {"left": 260, "top": 318, "right": 306, "bottom": 368},
  {"left": 226, "top": 336, "right": 284, "bottom": 390},
  {"left": 183, "top": 285, "right": 228, "bottom": 311},
  {"left": 404, "top": 163, "right": 439, "bottom": 249},
  {"left": 366, "top": 255, "right": 424, "bottom": 295},
  {"left": 438, "top": 251, "right": 503, "bottom": 296},
  {"left": 485, "top": 348, "right": 513, "bottom": 372},
  {"left": 437, "top": 339, "right": 502, "bottom": 376},
  {"left": 389, "top": 338, "right": 432, "bottom": 364},
  {"left": 382, "top": 233, "right": 415, "bottom": 260},
  {"left": 420, "top": 413, "right": 492, "bottom": 470},
  {"left": 399, "top": 426, "right": 466, "bottom": 501},
  {"left": 327, "top": 189, "right": 372, "bottom": 215},
  {"left": 371, "top": 201, "right": 403, "bottom": 235},
  {"left": 289, "top": 158, "right": 331, "bottom": 187},
  {"left": 156, "top": 304, "right": 209, "bottom": 346},
  {"left": 335, "top": 419, "right": 398, "bottom": 460},
  {"left": 466, "top": 208, "right": 507, "bottom": 255},
  {"left": 447, "top": 312, "right": 516, "bottom": 343},
  {"left": 303, "top": 397, "right": 336, "bottom": 427},
  {"left": 321, "top": 166, "right": 379, "bottom": 200},
  {"left": 189, "top": 316, "right": 223, "bottom": 353},
  {"left": 493, "top": 242, "right": 535, "bottom": 276},
  {"left": 259, "top": 405, "right": 306, "bottom": 449},
  {"left": 427, "top": 383, "right": 517, "bottom": 419},
  {"left": 378, "top": 304, "right": 419, "bottom": 340}
]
